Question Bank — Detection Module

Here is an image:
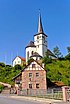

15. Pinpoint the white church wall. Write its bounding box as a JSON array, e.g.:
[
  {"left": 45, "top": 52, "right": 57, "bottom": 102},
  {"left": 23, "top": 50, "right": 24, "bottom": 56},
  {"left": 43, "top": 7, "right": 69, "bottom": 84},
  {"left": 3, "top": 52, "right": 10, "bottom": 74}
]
[{"left": 26, "top": 47, "right": 36, "bottom": 62}]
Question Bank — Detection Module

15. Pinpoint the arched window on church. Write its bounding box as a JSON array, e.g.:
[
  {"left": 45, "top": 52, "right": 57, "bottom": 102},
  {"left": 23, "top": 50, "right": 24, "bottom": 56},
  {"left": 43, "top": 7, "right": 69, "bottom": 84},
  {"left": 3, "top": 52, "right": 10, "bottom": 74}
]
[
  {"left": 27, "top": 51, "right": 29, "bottom": 59},
  {"left": 31, "top": 51, "right": 34, "bottom": 56}
]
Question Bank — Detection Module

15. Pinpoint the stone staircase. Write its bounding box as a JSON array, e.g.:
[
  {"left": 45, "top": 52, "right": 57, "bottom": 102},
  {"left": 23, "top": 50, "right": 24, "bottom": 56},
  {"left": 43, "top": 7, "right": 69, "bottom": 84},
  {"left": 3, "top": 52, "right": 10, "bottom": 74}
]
[{"left": 0, "top": 82, "right": 11, "bottom": 94}]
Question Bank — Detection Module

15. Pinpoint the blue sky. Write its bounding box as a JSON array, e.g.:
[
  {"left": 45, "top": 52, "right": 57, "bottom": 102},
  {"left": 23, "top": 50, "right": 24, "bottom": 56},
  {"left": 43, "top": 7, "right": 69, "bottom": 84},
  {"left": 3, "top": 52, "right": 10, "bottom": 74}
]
[{"left": 0, "top": 0, "right": 70, "bottom": 65}]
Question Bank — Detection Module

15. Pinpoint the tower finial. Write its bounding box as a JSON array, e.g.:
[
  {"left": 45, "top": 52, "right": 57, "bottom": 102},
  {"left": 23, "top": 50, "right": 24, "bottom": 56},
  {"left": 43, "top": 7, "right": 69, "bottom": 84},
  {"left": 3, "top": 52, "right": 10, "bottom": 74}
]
[
  {"left": 38, "top": 10, "right": 43, "bottom": 33},
  {"left": 39, "top": 9, "right": 41, "bottom": 14}
]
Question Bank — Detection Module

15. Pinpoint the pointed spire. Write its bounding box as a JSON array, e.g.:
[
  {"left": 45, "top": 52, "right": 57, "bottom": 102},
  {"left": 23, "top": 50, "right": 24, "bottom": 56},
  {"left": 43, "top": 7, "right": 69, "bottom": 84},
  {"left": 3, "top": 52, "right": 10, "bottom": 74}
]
[{"left": 38, "top": 11, "right": 44, "bottom": 33}]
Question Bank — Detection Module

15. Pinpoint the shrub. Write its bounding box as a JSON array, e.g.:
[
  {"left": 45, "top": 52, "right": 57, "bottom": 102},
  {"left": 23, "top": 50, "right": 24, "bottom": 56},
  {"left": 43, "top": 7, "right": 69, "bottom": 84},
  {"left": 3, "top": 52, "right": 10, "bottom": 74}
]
[{"left": 0, "top": 84, "right": 4, "bottom": 93}]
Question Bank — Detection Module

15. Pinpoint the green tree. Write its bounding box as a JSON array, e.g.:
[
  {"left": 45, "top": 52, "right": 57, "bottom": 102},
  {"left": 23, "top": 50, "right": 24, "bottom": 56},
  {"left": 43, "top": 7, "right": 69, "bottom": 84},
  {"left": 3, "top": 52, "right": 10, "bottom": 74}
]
[
  {"left": 0, "top": 64, "right": 20, "bottom": 85},
  {"left": 27, "top": 58, "right": 34, "bottom": 64},
  {"left": 0, "top": 62, "right": 5, "bottom": 67},
  {"left": 67, "top": 46, "right": 70, "bottom": 54},
  {"left": 0, "top": 84, "right": 4, "bottom": 93},
  {"left": 53, "top": 46, "right": 61, "bottom": 58},
  {"left": 65, "top": 53, "right": 70, "bottom": 60},
  {"left": 65, "top": 46, "right": 70, "bottom": 60},
  {"left": 42, "top": 51, "right": 52, "bottom": 67},
  {"left": 14, "top": 64, "right": 22, "bottom": 70}
]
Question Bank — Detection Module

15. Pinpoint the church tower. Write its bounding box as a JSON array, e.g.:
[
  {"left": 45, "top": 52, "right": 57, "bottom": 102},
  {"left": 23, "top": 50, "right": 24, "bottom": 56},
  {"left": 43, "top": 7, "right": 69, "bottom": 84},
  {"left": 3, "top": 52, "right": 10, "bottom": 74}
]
[
  {"left": 25, "top": 13, "right": 48, "bottom": 63},
  {"left": 34, "top": 13, "right": 47, "bottom": 57}
]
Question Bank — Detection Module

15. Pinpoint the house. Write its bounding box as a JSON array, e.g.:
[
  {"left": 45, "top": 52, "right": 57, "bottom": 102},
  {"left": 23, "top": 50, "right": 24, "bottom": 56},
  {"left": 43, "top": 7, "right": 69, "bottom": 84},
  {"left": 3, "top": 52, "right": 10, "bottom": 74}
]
[
  {"left": 13, "top": 59, "right": 47, "bottom": 96},
  {"left": 12, "top": 56, "right": 26, "bottom": 67}
]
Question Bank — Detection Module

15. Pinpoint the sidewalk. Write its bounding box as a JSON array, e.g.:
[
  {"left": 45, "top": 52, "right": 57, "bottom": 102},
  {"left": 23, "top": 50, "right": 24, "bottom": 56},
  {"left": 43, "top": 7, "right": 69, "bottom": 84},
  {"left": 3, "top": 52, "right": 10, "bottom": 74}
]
[{"left": 10, "top": 95, "right": 68, "bottom": 104}]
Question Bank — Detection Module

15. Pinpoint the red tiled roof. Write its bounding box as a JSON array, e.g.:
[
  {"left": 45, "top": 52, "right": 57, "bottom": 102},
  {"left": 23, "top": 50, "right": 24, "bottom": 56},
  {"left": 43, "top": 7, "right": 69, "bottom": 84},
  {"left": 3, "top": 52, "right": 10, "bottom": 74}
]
[
  {"left": 18, "top": 56, "right": 26, "bottom": 61},
  {"left": 12, "top": 56, "right": 26, "bottom": 62},
  {"left": 54, "top": 81, "right": 65, "bottom": 87}
]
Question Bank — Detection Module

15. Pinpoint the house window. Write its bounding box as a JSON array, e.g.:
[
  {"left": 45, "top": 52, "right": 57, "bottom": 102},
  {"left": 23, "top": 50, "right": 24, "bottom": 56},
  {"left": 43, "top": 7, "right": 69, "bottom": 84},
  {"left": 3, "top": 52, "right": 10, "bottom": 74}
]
[
  {"left": 36, "top": 73, "right": 39, "bottom": 77},
  {"left": 29, "top": 78, "right": 31, "bottom": 81},
  {"left": 32, "top": 64, "right": 35, "bottom": 68},
  {"left": 29, "top": 73, "right": 32, "bottom": 77},
  {"left": 36, "top": 57, "right": 38, "bottom": 60},
  {"left": 18, "top": 61, "right": 20, "bottom": 63},
  {"left": 31, "top": 51, "right": 34, "bottom": 55},
  {"left": 29, "top": 84, "right": 32, "bottom": 89},
  {"left": 36, "top": 84, "right": 39, "bottom": 88}
]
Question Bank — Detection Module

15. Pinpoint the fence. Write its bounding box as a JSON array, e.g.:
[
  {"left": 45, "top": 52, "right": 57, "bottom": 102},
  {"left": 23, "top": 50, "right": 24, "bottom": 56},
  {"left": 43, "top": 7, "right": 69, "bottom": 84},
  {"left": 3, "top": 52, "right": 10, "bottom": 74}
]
[
  {"left": 10, "top": 86, "right": 70, "bottom": 102},
  {"left": 46, "top": 88, "right": 63, "bottom": 100},
  {"left": 18, "top": 89, "right": 47, "bottom": 96},
  {"left": 17, "top": 88, "right": 63, "bottom": 100}
]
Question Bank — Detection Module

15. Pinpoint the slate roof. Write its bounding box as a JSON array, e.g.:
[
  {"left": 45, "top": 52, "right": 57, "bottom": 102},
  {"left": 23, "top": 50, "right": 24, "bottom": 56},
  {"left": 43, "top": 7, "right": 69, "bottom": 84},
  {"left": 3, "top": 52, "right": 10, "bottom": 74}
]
[
  {"left": 25, "top": 41, "right": 36, "bottom": 48},
  {"left": 38, "top": 13, "right": 44, "bottom": 33},
  {"left": 34, "top": 13, "right": 47, "bottom": 37},
  {"left": 30, "top": 52, "right": 42, "bottom": 58},
  {"left": 47, "top": 49, "right": 57, "bottom": 58}
]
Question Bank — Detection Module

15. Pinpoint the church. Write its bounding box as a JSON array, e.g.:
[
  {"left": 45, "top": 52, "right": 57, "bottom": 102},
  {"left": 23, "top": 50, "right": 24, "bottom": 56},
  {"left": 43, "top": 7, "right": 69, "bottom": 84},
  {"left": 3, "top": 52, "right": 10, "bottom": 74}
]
[
  {"left": 25, "top": 13, "right": 47, "bottom": 63},
  {"left": 13, "top": 13, "right": 56, "bottom": 66}
]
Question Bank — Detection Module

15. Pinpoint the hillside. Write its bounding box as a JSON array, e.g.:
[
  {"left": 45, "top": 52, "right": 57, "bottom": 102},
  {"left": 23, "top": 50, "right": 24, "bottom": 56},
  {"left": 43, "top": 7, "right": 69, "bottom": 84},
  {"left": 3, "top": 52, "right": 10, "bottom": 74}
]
[
  {"left": 46, "top": 60, "right": 70, "bottom": 86},
  {"left": 0, "top": 63, "right": 21, "bottom": 85}
]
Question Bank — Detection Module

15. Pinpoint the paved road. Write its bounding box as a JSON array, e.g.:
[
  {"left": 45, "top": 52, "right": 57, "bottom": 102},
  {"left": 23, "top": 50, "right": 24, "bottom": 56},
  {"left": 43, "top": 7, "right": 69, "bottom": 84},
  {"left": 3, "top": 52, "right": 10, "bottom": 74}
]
[
  {"left": 0, "top": 94, "right": 70, "bottom": 104},
  {"left": 0, "top": 94, "right": 48, "bottom": 104},
  {"left": 55, "top": 102, "right": 70, "bottom": 104}
]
